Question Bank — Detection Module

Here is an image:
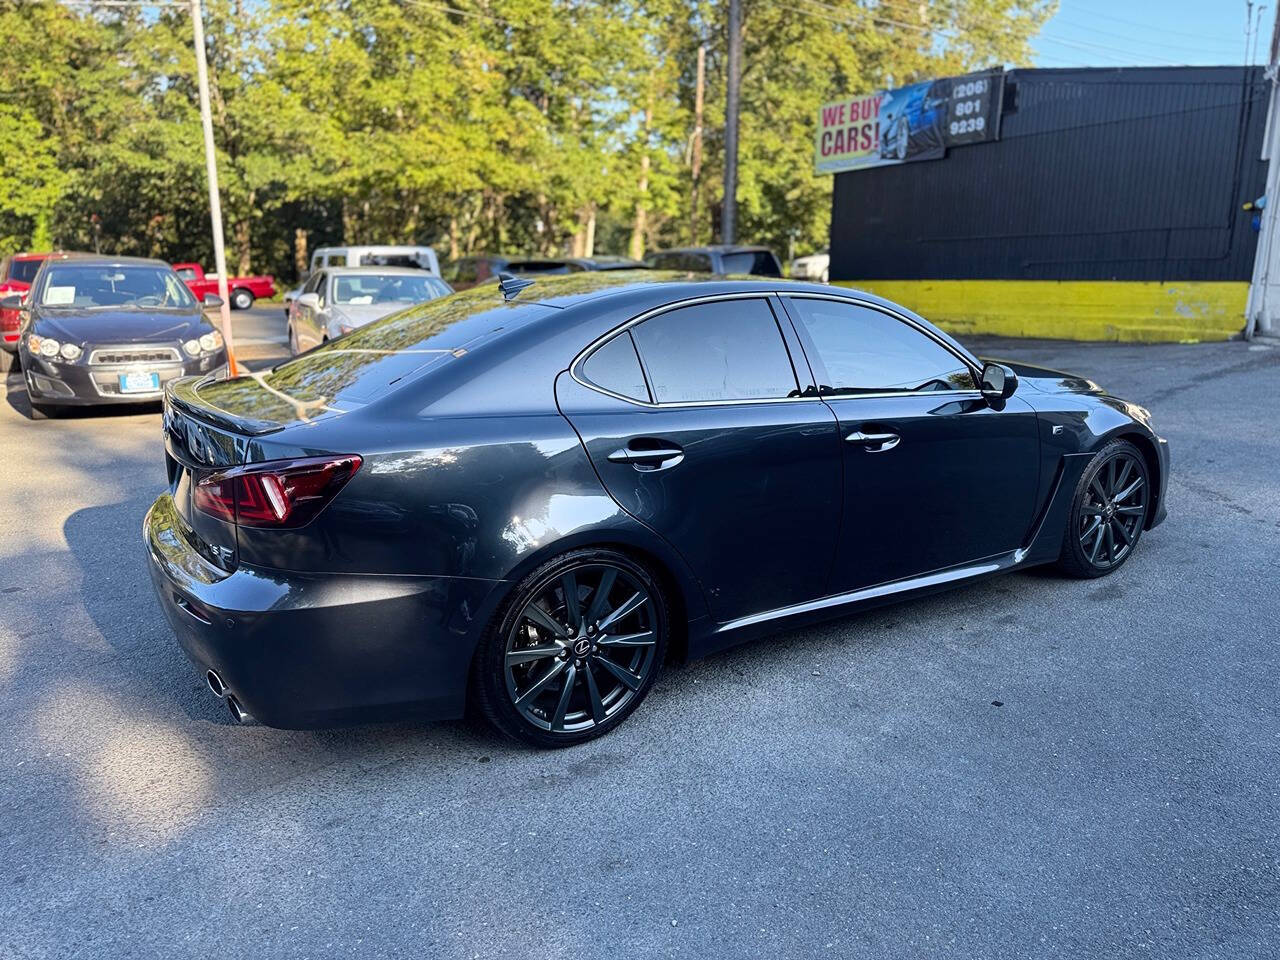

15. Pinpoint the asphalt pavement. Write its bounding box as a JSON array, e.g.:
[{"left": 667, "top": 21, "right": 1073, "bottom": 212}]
[{"left": 1, "top": 326, "right": 1278, "bottom": 959}]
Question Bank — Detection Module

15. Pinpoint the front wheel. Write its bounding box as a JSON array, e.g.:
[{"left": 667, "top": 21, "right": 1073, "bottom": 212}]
[
  {"left": 1056, "top": 440, "right": 1149, "bottom": 578},
  {"left": 230, "top": 288, "right": 254, "bottom": 310},
  {"left": 473, "top": 548, "right": 669, "bottom": 748}
]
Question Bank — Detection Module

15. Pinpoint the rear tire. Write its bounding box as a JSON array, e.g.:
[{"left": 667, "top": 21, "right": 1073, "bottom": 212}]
[
  {"left": 230, "top": 288, "right": 254, "bottom": 310},
  {"left": 473, "top": 548, "right": 669, "bottom": 748},
  {"left": 1056, "top": 439, "right": 1149, "bottom": 578}
]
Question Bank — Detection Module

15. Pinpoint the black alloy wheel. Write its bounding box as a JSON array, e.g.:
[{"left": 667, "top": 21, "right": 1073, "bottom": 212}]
[
  {"left": 474, "top": 549, "right": 668, "bottom": 747},
  {"left": 1058, "top": 440, "right": 1149, "bottom": 577}
]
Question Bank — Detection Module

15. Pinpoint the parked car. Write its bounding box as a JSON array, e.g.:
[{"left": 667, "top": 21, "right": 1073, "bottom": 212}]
[
  {"left": 790, "top": 249, "right": 830, "bottom": 283},
  {"left": 173, "top": 262, "right": 276, "bottom": 311},
  {"left": 647, "top": 245, "right": 782, "bottom": 277},
  {"left": 288, "top": 266, "right": 453, "bottom": 354},
  {"left": 505, "top": 256, "right": 647, "bottom": 275},
  {"left": 289, "top": 245, "right": 444, "bottom": 316},
  {"left": 442, "top": 254, "right": 511, "bottom": 290},
  {"left": 309, "top": 245, "right": 441, "bottom": 275},
  {"left": 145, "top": 273, "right": 1168, "bottom": 746},
  {"left": 0, "top": 252, "right": 53, "bottom": 371},
  {"left": 6, "top": 254, "right": 227, "bottom": 419}
]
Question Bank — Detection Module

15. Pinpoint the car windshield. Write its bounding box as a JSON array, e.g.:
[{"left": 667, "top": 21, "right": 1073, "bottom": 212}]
[
  {"left": 9, "top": 259, "right": 43, "bottom": 284},
  {"left": 38, "top": 264, "right": 196, "bottom": 308},
  {"left": 333, "top": 274, "right": 449, "bottom": 305}
]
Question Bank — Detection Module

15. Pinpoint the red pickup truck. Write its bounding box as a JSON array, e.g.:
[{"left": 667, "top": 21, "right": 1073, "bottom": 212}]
[
  {"left": 173, "top": 262, "right": 276, "bottom": 310},
  {"left": 0, "top": 252, "right": 50, "bottom": 371}
]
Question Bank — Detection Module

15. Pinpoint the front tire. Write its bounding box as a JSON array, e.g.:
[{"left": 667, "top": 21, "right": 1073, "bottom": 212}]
[
  {"left": 473, "top": 548, "right": 669, "bottom": 748},
  {"left": 230, "top": 288, "right": 254, "bottom": 310},
  {"left": 1056, "top": 439, "right": 1149, "bottom": 578}
]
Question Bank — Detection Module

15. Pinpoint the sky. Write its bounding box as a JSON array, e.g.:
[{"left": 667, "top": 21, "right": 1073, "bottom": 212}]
[{"left": 1033, "top": 0, "right": 1261, "bottom": 68}]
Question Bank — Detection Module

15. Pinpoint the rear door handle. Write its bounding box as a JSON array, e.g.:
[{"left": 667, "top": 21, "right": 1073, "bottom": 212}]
[
  {"left": 845, "top": 429, "right": 901, "bottom": 452},
  {"left": 607, "top": 443, "right": 685, "bottom": 469}
]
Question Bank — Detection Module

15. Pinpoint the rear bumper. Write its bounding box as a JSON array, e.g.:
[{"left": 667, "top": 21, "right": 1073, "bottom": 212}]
[{"left": 143, "top": 493, "right": 502, "bottom": 728}]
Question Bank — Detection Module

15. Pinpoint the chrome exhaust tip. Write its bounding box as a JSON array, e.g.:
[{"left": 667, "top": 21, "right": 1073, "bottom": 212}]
[
  {"left": 206, "top": 670, "right": 227, "bottom": 699},
  {"left": 226, "top": 695, "right": 252, "bottom": 725}
]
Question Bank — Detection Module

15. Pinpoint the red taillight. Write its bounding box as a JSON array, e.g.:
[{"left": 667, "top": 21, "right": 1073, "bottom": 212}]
[{"left": 193, "top": 455, "right": 362, "bottom": 528}]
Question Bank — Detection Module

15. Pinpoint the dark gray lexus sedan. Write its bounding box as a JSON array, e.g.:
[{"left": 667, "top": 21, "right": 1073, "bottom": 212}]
[
  {"left": 144, "top": 272, "right": 1168, "bottom": 748},
  {"left": 5, "top": 253, "right": 228, "bottom": 419}
]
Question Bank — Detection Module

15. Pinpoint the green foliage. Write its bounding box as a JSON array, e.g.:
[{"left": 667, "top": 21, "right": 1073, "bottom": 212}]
[{"left": 0, "top": 0, "right": 1052, "bottom": 276}]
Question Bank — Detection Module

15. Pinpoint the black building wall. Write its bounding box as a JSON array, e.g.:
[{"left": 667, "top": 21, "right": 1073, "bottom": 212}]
[{"left": 830, "top": 66, "right": 1269, "bottom": 284}]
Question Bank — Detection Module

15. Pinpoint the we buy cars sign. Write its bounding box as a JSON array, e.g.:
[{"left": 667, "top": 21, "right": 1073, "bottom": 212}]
[
  {"left": 814, "top": 94, "right": 885, "bottom": 174},
  {"left": 814, "top": 70, "right": 1004, "bottom": 175}
]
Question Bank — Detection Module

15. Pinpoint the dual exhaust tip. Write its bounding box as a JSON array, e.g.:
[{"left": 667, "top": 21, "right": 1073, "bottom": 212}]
[{"left": 206, "top": 670, "right": 252, "bottom": 724}]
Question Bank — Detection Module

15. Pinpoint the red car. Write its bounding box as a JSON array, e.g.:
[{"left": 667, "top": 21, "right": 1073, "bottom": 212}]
[
  {"left": 173, "top": 262, "right": 276, "bottom": 311},
  {"left": 0, "top": 252, "right": 51, "bottom": 371}
]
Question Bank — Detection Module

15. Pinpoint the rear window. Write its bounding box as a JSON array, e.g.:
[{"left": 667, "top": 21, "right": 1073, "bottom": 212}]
[
  {"left": 9, "top": 259, "right": 43, "bottom": 284},
  {"left": 201, "top": 287, "right": 553, "bottom": 412},
  {"left": 720, "top": 251, "right": 781, "bottom": 277},
  {"left": 506, "top": 261, "right": 572, "bottom": 274},
  {"left": 630, "top": 298, "right": 798, "bottom": 403}
]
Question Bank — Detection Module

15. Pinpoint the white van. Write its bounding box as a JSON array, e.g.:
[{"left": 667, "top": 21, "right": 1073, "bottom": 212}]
[{"left": 309, "top": 245, "right": 440, "bottom": 276}]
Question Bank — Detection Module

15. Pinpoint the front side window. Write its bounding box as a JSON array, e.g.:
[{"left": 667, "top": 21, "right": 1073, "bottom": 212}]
[
  {"left": 325, "top": 254, "right": 347, "bottom": 267},
  {"left": 630, "top": 298, "right": 798, "bottom": 403},
  {"left": 787, "top": 298, "right": 976, "bottom": 394}
]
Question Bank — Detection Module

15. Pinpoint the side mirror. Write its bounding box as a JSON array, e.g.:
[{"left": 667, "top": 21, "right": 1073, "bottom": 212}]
[
  {"left": 0, "top": 294, "right": 24, "bottom": 310},
  {"left": 980, "top": 362, "right": 1018, "bottom": 405},
  {"left": 298, "top": 292, "right": 321, "bottom": 310},
  {"left": 202, "top": 293, "right": 223, "bottom": 308}
]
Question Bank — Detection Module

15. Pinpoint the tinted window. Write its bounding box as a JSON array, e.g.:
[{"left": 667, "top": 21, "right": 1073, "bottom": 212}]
[
  {"left": 720, "top": 251, "right": 781, "bottom": 277},
  {"left": 581, "top": 332, "right": 650, "bottom": 402},
  {"left": 649, "top": 252, "right": 712, "bottom": 273},
  {"left": 788, "top": 298, "right": 976, "bottom": 394},
  {"left": 631, "top": 299, "right": 798, "bottom": 403}
]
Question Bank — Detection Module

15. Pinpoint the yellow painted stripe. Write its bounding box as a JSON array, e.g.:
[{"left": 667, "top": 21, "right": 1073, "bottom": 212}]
[{"left": 831, "top": 280, "right": 1246, "bottom": 342}]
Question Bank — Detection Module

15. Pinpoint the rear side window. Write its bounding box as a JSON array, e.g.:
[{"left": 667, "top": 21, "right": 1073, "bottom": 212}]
[
  {"left": 326, "top": 254, "right": 347, "bottom": 267},
  {"left": 630, "top": 298, "right": 798, "bottom": 403},
  {"left": 787, "top": 298, "right": 976, "bottom": 394},
  {"left": 581, "top": 332, "right": 650, "bottom": 402}
]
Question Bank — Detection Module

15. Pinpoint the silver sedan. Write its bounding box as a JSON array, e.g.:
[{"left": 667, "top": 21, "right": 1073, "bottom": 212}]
[{"left": 288, "top": 266, "right": 453, "bottom": 354}]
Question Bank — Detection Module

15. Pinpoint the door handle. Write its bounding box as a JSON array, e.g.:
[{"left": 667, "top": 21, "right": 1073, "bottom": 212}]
[
  {"left": 845, "top": 429, "right": 901, "bottom": 452},
  {"left": 607, "top": 443, "right": 685, "bottom": 469}
]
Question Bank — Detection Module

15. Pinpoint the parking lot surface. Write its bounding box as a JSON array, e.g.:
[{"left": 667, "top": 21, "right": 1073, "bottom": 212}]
[{"left": 1, "top": 330, "right": 1278, "bottom": 959}]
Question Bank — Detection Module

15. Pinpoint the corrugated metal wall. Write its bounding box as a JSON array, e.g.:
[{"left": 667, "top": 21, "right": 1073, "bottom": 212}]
[{"left": 830, "top": 66, "right": 1270, "bottom": 283}]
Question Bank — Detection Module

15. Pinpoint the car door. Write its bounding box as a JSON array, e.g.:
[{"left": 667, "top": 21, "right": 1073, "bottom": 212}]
[
  {"left": 779, "top": 295, "right": 1041, "bottom": 592},
  {"left": 557, "top": 294, "right": 843, "bottom": 626}
]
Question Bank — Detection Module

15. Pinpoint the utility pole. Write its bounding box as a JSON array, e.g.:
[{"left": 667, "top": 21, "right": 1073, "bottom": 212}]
[
  {"left": 690, "top": 42, "right": 705, "bottom": 245},
  {"left": 722, "top": 0, "right": 742, "bottom": 244},
  {"left": 190, "top": 0, "right": 238, "bottom": 375}
]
